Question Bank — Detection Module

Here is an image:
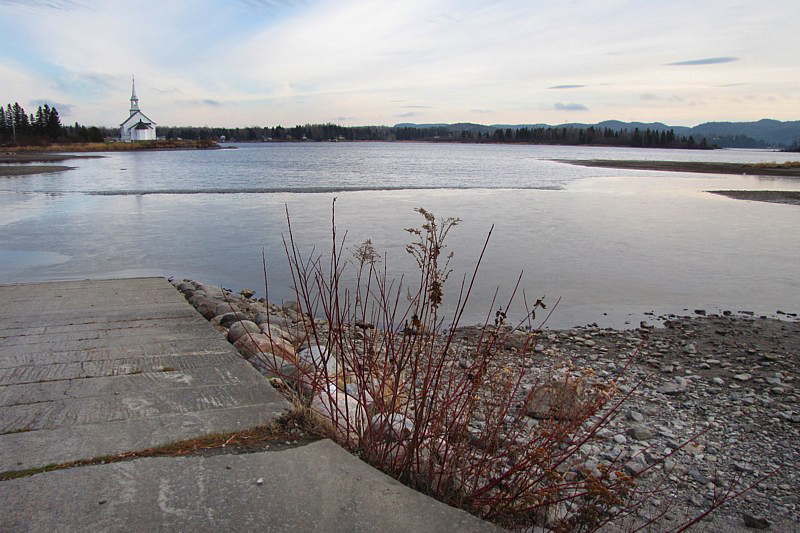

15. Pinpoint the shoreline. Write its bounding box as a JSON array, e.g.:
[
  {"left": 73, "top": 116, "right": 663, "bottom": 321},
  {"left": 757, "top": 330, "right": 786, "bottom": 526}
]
[
  {"left": 2, "top": 139, "right": 221, "bottom": 154},
  {"left": 0, "top": 165, "right": 74, "bottom": 177},
  {"left": 708, "top": 190, "right": 800, "bottom": 206},
  {"left": 558, "top": 159, "right": 800, "bottom": 177},
  {"left": 177, "top": 277, "right": 800, "bottom": 531}
]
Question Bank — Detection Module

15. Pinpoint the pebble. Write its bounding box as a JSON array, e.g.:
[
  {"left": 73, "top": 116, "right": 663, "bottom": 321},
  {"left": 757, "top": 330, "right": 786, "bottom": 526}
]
[{"left": 178, "top": 278, "right": 800, "bottom": 530}]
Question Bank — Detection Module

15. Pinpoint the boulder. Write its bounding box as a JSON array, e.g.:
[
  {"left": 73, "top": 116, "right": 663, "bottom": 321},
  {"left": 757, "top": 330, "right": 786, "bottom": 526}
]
[
  {"left": 524, "top": 380, "right": 585, "bottom": 420},
  {"left": 311, "top": 383, "right": 366, "bottom": 439},
  {"left": 227, "top": 320, "right": 261, "bottom": 343},
  {"left": 240, "top": 288, "right": 256, "bottom": 299},
  {"left": 234, "top": 333, "right": 296, "bottom": 361},
  {"left": 297, "top": 344, "right": 340, "bottom": 377},
  {"left": 255, "top": 313, "right": 293, "bottom": 329},
  {"left": 188, "top": 294, "right": 220, "bottom": 319},
  {"left": 196, "top": 283, "right": 228, "bottom": 300},
  {"left": 284, "top": 301, "right": 302, "bottom": 314},
  {"left": 176, "top": 281, "right": 195, "bottom": 296},
  {"left": 213, "top": 301, "right": 238, "bottom": 318},
  {"left": 368, "top": 413, "right": 415, "bottom": 443},
  {"left": 260, "top": 323, "right": 293, "bottom": 342},
  {"left": 218, "top": 312, "right": 244, "bottom": 328},
  {"left": 248, "top": 352, "right": 301, "bottom": 383}
]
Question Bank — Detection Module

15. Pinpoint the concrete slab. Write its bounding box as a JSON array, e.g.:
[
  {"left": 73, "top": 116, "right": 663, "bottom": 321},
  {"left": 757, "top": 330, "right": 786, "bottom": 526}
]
[
  {"left": 1, "top": 440, "right": 497, "bottom": 532},
  {"left": 0, "top": 278, "right": 291, "bottom": 473}
]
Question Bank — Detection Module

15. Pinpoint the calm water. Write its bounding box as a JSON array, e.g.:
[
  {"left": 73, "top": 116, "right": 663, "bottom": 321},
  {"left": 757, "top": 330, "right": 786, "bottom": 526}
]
[{"left": 1, "top": 142, "right": 798, "bottom": 328}]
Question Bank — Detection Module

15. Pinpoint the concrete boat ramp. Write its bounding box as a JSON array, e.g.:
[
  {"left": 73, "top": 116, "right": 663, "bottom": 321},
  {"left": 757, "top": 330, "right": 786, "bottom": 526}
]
[{"left": 0, "top": 278, "right": 493, "bottom": 532}]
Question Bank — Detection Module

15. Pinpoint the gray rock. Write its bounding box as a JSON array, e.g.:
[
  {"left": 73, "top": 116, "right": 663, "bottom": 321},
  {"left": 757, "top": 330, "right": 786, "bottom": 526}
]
[
  {"left": 688, "top": 467, "right": 709, "bottom": 484},
  {"left": 228, "top": 320, "right": 262, "bottom": 343},
  {"left": 624, "top": 458, "right": 648, "bottom": 476},
  {"left": 629, "top": 424, "right": 654, "bottom": 441},
  {"left": 218, "top": 312, "right": 245, "bottom": 328},
  {"left": 658, "top": 378, "right": 687, "bottom": 395},
  {"left": 187, "top": 294, "right": 221, "bottom": 319},
  {"left": 734, "top": 373, "right": 753, "bottom": 382},
  {"left": 683, "top": 343, "right": 697, "bottom": 354},
  {"left": 742, "top": 513, "right": 771, "bottom": 529},
  {"left": 627, "top": 410, "right": 645, "bottom": 423},
  {"left": 255, "top": 313, "right": 292, "bottom": 329},
  {"left": 284, "top": 301, "right": 302, "bottom": 314},
  {"left": 297, "top": 345, "right": 339, "bottom": 377},
  {"left": 369, "top": 413, "right": 415, "bottom": 443},
  {"left": 213, "top": 301, "right": 239, "bottom": 318}
]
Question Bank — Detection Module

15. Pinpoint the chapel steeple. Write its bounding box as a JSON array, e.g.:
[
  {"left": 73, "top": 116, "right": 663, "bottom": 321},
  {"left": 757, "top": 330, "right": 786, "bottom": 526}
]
[{"left": 130, "top": 76, "right": 140, "bottom": 115}]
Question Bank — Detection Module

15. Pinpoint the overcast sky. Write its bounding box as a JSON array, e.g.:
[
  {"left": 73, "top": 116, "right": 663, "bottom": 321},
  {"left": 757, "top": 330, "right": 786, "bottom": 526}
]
[{"left": 1, "top": 0, "right": 798, "bottom": 127}]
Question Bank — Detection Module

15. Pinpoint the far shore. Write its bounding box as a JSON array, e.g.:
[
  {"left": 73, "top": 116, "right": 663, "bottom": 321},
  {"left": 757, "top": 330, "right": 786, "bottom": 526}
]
[
  {"left": 558, "top": 159, "right": 800, "bottom": 177},
  {"left": 0, "top": 153, "right": 102, "bottom": 164},
  {"left": 2, "top": 139, "right": 221, "bottom": 154},
  {"left": 0, "top": 165, "right": 74, "bottom": 177},
  {"left": 709, "top": 190, "right": 800, "bottom": 206}
]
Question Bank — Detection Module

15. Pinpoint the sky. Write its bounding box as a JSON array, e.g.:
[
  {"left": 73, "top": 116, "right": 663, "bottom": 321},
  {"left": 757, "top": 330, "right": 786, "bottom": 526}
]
[{"left": 0, "top": 0, "right": 798, "bottom": 128}]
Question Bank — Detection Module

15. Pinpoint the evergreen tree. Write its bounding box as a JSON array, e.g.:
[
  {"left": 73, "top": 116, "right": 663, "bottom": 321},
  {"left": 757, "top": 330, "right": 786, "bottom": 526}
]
[{"left": 45, "top": 106, "right": 62, "bottom": 140}]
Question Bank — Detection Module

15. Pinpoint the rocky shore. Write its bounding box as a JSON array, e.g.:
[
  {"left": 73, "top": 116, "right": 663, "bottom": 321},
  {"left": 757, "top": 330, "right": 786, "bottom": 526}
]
[
  {"left": 173, "top": 278, "right": 799, "bottom": 531},
  {"left": 559, "top": 159, "right": 800, "bottom": 178}
]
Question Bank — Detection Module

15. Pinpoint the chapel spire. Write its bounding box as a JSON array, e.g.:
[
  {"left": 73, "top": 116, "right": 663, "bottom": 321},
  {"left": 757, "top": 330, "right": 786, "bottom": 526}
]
[{"left": 130, "top": 76, "right": 140, "bottom": 115}]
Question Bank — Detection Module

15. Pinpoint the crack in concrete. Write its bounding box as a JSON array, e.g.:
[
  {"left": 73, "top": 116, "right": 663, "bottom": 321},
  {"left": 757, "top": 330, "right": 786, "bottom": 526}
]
[{"left": 0, "top": 433, "right": 318, "bottom": 481}]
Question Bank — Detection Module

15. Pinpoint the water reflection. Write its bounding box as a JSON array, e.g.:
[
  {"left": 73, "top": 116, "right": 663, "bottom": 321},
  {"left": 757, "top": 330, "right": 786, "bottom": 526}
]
[{"left": 0, "top": 144, "right": 797, "bottom": 328}]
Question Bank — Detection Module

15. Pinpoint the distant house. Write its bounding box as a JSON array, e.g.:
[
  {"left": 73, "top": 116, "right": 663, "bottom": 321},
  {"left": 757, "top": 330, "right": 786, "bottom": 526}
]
[{"left": 120, "top": 78, "right": 157, "bottom": 142}]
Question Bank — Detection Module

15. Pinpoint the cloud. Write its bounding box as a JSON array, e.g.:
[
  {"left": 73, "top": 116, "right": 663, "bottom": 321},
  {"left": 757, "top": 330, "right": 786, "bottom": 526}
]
[
  {"left": 401, "top": 105, "right": 434, "bottom": 109},
  {"left": 28, "top": 98, "right": 73, "bottom": 116},
  {"left": 554, "top": 102, "right": 588, "bottom": 111},
  {"left": 640, "top": 93, "right": 684, "bottom": 103},
  {"left": 548, "top": 84, "right": 585, "bottom": 89},
  {"left": 179, "top": 99, "right": 223, "bottom": 107},
  {"left": 0, "top": 0, "right": 86, "bottom": 10},
  {"left": 470, "top": 109, "right": 494, "bottom": 114},
  {"left": 666, "top": 56, "right": 739, "bottom": 66},
  {"left": 150, "top": 85, "right": 182, "bottom": 95},
  {"left": 235, "top": 0, "right": 301, "bottom": 9},
  {"left": 395, "top": 112, "right": 419, "bottom": 118},
  {"left": 333, "top": 116, "right": 356, "bottom": 122}
]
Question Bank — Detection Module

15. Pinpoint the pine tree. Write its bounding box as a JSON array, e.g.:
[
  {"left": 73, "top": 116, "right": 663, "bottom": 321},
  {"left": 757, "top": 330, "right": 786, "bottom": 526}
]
[{"left": 46, "top": 106, "right": 62, "bottom": 141}]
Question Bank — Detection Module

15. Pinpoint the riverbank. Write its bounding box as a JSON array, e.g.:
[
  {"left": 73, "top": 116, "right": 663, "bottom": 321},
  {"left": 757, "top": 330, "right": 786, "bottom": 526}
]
[
  {"left": 559, "top": 159, "right": 800, "bottom": 177},
  {"left": 709, "top": 190, "right": 800, "bottom": 206},
  {"left": 0, "top": 165, "right": 73, "bottom": 176},
  {"left": 177, "top": 278, "right": 799, "bottom": 531},
  {"left": 3, "top": 139, "right": 220, "bottom": 153}
]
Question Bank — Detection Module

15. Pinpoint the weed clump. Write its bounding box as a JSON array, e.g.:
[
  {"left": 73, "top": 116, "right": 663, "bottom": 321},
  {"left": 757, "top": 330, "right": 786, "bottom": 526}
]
[{"left": 246, "top": 204, "right": 740, "bottom": 531}]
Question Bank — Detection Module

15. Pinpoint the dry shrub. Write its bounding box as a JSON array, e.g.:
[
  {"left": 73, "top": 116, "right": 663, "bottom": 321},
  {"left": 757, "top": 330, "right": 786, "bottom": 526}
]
[{"left": 247, "top": 203, "right": 750, "bottom": 531}]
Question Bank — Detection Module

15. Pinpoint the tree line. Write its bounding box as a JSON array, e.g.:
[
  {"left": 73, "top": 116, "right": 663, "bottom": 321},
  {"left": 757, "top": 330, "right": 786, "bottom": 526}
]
[
  {"left": 0, "top": 101, "right": 117, "bottom": 145},
  {"left": 2, "top": 105, "right": 727, "bottom": 150},
  {"left": 158, "top": 123, "right": 712, "bottom": 149}
]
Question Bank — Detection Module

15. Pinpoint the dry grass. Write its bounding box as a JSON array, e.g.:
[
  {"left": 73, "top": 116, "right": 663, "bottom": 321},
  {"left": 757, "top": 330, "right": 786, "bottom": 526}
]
[
  {"left": 0, "top": 412, "right": 322, "bottom": 482},
  {"left": 247, "top": 203, "right": 737, "bottom": 531},
  {"left": 5, "top": 139, "right": 219, "bottom": 153},
  {"left": 752, "top": 161, "right": 800, "bottom": 169}
]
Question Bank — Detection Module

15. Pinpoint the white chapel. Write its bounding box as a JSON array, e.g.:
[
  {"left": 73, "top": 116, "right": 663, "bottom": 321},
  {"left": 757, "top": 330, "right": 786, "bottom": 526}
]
[{"left": 120, "top": 78, "right": 157, "bottom": 142}]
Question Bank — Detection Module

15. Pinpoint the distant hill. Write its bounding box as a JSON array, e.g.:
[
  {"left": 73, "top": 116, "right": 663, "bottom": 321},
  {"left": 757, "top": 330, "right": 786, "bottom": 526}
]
[{"left": 394, "top": 119, "right": 800, "bottom": 147}]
